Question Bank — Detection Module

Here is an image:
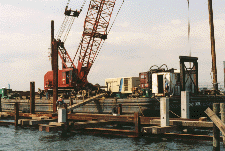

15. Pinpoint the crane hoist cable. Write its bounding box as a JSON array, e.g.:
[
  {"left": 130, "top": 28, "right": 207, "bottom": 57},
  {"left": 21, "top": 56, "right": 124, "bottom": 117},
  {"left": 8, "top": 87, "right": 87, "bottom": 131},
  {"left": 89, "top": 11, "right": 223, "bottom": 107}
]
[
  {"left": 55, "top": 0, "right": 87, "bottom": 42},
  {"left": 62, "top": 17, "right": 75, "bottom": 42},
  {"left": 188, "top": 0, "right": 190, "bottom": 42},
  {"left": 56, "top": 16, "right": 70, "bottom": 40},
  {"left": 187, "top": 0, "right": 191, "bottom": 67},
  {"left": 55, "top": 0, "right": 71, "bottom": 39},
  {"left": 62, "top": 0, "right": 87, "bottom": 42}
]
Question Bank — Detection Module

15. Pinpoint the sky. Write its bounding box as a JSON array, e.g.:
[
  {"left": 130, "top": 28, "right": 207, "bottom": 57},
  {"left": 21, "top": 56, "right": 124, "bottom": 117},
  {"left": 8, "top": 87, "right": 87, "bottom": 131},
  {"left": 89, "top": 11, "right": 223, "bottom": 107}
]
[{"left": 0, "top": 0, "right": 225, "bottom": 91}]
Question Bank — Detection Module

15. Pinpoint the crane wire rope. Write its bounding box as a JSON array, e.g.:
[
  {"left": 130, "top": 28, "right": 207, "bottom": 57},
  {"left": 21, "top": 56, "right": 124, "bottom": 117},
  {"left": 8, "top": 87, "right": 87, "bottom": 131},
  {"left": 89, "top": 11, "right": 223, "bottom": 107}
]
[
  {"left": 187, "top": 0, "right": 192, "bottom": 68},
  {"left": 63, "top": 0, "right": 87, "bottom": 42},
  {"left": 55, "top": 0, "right": 71, "bottom": 39},
  {"left": 55, "top": 0, "right": 87, "bottom": 42},
  {"left": 55, "top": 0, "right": 87, "bottom": 67}
]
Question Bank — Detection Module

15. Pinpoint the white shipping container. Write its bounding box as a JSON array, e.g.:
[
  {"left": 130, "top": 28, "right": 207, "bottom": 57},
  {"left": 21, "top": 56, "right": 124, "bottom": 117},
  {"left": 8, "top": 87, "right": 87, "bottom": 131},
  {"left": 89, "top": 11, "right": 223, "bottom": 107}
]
[
  {"left": 105, "top": 77, "right": 140, "bottom": 94},
  {"left": 152, "top": 72, "right": 179, "bottom": 96}
]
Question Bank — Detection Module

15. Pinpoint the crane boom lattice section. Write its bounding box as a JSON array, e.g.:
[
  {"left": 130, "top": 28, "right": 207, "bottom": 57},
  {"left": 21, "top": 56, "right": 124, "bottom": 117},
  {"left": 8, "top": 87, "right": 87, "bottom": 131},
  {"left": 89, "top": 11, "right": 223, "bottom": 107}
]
[{"left": 74, "top": 0, "right": 117, "bottom": 76}]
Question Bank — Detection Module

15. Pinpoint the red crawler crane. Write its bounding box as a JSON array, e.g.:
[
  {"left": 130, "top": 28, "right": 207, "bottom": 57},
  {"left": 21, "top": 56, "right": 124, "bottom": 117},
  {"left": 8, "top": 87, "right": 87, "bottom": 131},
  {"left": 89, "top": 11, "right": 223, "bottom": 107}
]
[{"left": 44, "top": 0, "right": 120, "bottom": 90}]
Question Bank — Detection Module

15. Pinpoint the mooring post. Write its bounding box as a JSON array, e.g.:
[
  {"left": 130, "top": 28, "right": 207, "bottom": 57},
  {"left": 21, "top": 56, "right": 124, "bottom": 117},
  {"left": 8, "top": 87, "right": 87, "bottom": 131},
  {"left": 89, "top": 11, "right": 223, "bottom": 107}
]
[
  {"left": 134, "top": 112, "right": 140, "bottom": 137},
  {"left": 65, "top": 103, "right": 68, "bottom": 126},
  {"left": 14, "top": 102, "right": 19, "bottom": 127},
  {"left": 160, "top": 97, "right": 169, "bottom": 127},
  {"left": 61, "top": 103, "right": 68, "bottom": 136},
  {"left": 181, "top": 91, "right": 189, "bottom": 119},
  {"left": 114, "top": 98, "right": 117, "bottom": 107},
  {"left": 51, "top": 20, "right": 54, "bottom": 70},
  {"left": 51, "top": 20, "right": 58, "bottom": 113},
  {"left": 118, "top": 104, "right": 122, "bottom": 115},
  {"left": 30, "top": 81, "right": 35, "bottom": 114},
  {"left": 208, "top": 0, "right": 218, "bottom": 93},
  {"left": 221, "top": 103, "right": 225, "bottom": 147},
  {"left": 69, "top": 98, "right": 73, "bottom": 113},
  {"left": 82, "top": 90, "right": 84, "bottom": 102},
  {"left": 52, "top": 39, "right": 58, "bottom": 113},
  {"left": 213, "top": 103, "right": 220, "bottom": 151},
  {"left": 58, "top": 105, "right": 67, "bottom": 123}
]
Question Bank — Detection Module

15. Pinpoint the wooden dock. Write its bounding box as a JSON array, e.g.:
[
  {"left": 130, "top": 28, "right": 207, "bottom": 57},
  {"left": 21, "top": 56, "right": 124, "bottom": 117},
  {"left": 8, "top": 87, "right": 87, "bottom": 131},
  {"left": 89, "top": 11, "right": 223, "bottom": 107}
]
[{"left": 1, "top": 92, "right": 225, "bottom": 150}]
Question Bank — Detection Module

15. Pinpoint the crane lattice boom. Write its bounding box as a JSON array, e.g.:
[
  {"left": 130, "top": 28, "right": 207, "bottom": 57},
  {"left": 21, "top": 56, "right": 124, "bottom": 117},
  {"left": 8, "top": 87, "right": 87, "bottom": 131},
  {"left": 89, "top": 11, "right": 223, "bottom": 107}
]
[
  {"left": 44, "top": 0, "right": 120, "bottom": 89},
  {"left": 74, "top": 0, "right": 117, "bottom": 79}
]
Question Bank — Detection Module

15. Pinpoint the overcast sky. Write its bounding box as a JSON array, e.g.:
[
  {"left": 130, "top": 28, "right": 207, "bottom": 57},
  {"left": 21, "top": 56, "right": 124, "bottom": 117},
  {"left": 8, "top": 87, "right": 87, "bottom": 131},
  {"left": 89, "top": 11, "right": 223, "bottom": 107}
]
[{"left": 1, "top": 0, "right": 225, "bottom": 91}]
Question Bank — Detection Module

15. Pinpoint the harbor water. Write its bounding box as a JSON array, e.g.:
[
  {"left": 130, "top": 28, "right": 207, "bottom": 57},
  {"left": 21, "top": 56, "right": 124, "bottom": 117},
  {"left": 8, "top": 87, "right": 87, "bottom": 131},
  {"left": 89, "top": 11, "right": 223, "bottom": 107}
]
[{"left": 0, "top": 125, "right": 223, "bottom": 150}]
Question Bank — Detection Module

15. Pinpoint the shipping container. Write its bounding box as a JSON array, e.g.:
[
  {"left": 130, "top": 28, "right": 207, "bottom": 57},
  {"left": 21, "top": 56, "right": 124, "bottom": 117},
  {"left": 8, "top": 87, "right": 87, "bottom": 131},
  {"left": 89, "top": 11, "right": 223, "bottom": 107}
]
[
  {"left": 105, "top": 77, "right": 140, "bottom": 94},
  {"left": 151, "top": 71, "right": 180, "bottom": 96},
  {"left": 139, "top": 72, "right": 150, "bottom": 89}
]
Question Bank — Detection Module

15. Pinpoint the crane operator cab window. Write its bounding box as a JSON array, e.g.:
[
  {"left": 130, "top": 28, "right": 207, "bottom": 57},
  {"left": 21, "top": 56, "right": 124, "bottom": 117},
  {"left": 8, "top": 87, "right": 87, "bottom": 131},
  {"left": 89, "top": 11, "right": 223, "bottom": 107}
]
[
  {"left": 62, "top": 72, "right": 70, "bottom": 85},
  {"left": 66, "top": 72, "right": 69, "bottom": 84}
]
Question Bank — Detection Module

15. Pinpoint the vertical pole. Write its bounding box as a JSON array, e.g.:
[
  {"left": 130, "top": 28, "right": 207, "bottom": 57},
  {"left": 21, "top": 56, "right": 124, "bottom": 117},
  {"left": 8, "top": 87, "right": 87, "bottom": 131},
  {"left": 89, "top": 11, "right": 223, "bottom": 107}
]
[
  {"left": 160, "top": 97, "right": 169, "bottom": 127},
  {"left": 51, "top": 20, "right": 57, "bottom": 113},
  {"left": 65, "top": 103, "right": 68, "bottom": 124},
  {"left": 180, "top": 59, "right": 185, "bottom": 92},
  {"left": 14, "top": 102, "right": 19, "bottom": 127},
  {"left": 181, "top": 91, "right": 190, "bottom": 119},
  {"left": 118, "top": 104, "right": 122, "bottom": 115},
  {"left": 134, "top": 112, "right": 140, "bottom": 137},
  {"left": 69, "top": 98, "right": 73, "bottom": 113},
  {"left": 61, "top": 103, "right": 68, "bottom": 136},
  {"left": 52, "top": 39, "right": 58, "bottom": 113},
  {"left": 30, "top": 81, "right": 35, "bottom": 114},
  {"left": 114, "top": 98, "right": 117, "bottom": 104},
  {"left": 83, "top": 91, "right": 84, "bottom": 102},
  {"left": 193, "top": 61, "right": 198, "bottom": 94},
  {"left": 208, "top": 0, "right": 218, "bottom": 93},
  {"left": 51, "top": 20, "right": 54, "bottom": 71},
  {"left": 213, "top": 103, "right": 220, "bottom": 151},
  {"left": 221, "top": 103, "right": 225, "bottom": 147}
]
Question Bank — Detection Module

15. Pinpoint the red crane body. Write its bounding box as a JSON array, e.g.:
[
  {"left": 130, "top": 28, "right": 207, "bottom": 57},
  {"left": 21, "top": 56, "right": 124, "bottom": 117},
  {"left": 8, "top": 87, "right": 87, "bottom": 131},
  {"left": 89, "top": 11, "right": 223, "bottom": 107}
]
[{"left": 44, "top": 0, "right": 117, "bottom": 90}]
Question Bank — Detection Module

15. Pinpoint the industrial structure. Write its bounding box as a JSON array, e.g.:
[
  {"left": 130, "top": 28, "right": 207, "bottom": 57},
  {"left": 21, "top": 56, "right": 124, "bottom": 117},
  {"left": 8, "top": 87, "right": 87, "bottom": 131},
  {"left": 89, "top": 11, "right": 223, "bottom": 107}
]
[
  {"left": 1, "top": 1, "right": 225, "bottom": 150},
  {"left": 44, "top": 0, "right": 121, "bottom": 91}
]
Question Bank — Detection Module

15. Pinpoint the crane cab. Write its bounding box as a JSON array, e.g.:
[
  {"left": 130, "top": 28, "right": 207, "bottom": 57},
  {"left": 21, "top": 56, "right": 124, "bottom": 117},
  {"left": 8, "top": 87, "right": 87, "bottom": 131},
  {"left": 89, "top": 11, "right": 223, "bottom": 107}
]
[{"left": 44, "top": 68, "right": 78, "bottom": 89}]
